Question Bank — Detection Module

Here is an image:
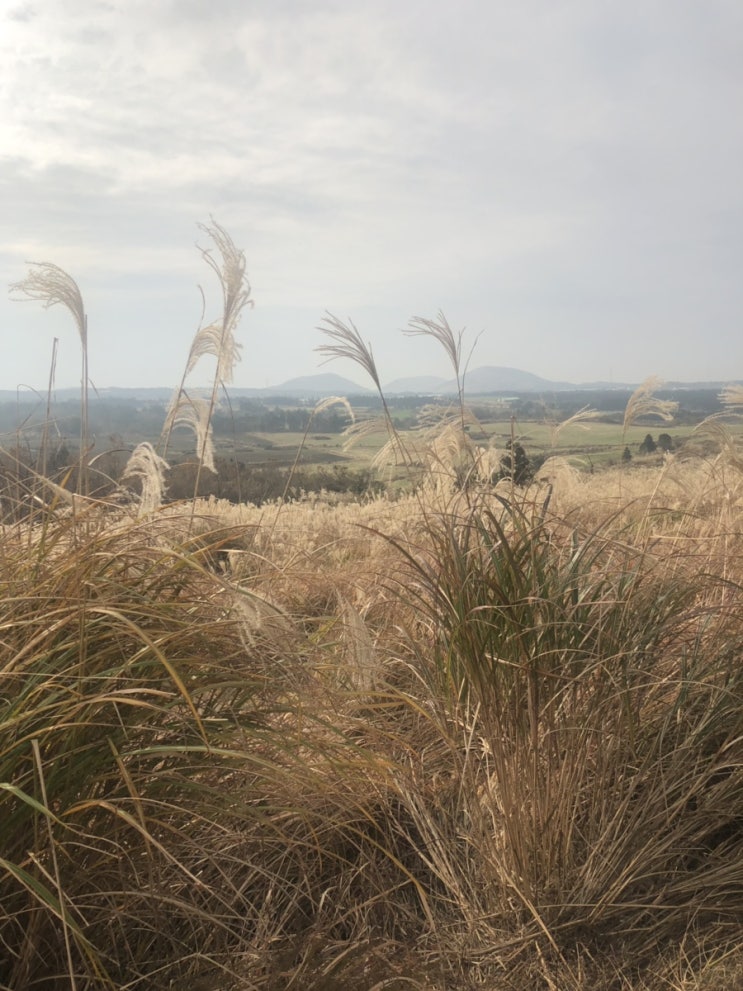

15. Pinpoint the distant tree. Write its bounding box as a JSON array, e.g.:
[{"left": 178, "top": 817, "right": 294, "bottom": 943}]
[
  {"left": 658, "top": 433, "right": 674, "bottom": 453},
  {"left": 622, "top": 446, "right": 632, "bottom": 463},
  {"left": 499, "top": 440, "right": 533, "bottom": 486},
  {"left": 639, "top": 433, "right": 657, "bottom": 455}
]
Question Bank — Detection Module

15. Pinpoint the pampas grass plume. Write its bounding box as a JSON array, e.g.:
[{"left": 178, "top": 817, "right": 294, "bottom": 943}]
[{"left": 122, "top": 442, "right": 170, "bottom": 513}]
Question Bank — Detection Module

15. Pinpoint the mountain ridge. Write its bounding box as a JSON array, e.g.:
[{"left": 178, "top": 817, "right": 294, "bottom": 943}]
[{"left": 1, "top": 368, "right": 738, "bottom": 402}]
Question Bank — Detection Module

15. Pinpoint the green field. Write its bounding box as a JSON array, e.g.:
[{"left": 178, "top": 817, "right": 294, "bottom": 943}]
[{"left": 209, "top": 411, "right": 733, "bottom": 476}]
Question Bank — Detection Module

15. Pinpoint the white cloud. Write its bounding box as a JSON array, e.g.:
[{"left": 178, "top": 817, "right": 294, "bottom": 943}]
[{"left": 1, "top": 0, "right": 742, "bottom": 389}]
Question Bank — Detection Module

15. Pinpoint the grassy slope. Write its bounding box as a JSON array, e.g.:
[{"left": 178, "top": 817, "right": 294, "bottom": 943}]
[{"left": 5, "top": 456, "right": 743, "bottom": 989}]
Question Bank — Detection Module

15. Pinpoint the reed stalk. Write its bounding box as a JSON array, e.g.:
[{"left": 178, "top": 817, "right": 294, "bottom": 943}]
[
  {"left": 10, "top": 263, "right": 90, "bottom": 495},
  {"left": 160, "top": 221, "right": 252, "bottom": 516}
]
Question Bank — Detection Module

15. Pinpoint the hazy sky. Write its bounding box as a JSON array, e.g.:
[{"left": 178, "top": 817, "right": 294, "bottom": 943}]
[{"left": 1, "top": 0, "right": 742, "bottom": 391}]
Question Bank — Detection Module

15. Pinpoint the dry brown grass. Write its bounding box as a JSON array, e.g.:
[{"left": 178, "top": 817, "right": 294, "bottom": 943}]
[
  {"left": 188, "top": 457, "right": 743, "bottom": 989},
  {"left": 8, "top": 227, "right": 743, "bottom": 990},
  {"left": 5, "top": 455, "right": 743, "bottom": 989}
]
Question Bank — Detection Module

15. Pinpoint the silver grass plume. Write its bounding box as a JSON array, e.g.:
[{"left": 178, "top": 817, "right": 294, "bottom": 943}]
[
  {"left": 316, "top": 313, "right": 414, "bottom": 467},
  {"left": 405, "top": 312, "right": 465, "bottom": 406},
  {"left": 198, "top": 221, "right": 252, "bottom": 350},
  {"left": 231, "top": 588, "right": 296, "bottom": 652},
  {"left": 719, "top": 385, "right": 743, "bottom": 410},
  {"left": 623, "top": 376, "right": 678, "bottom": 438},
  {"left": 618, "top": 377, "right": 678, "bottom": 495},
  {"left": 405, "top": 312, "right": 479, "bottom": 431},
  {"left": 697, "top": 419, "right": 743, "bottom": 474},
  {"left": 272, "top": 396, "right": 356, "bottom": 527},
  {"left": 9, "top": 263, "right": 86, "bottom": 345},
  {"left": 548, "top": 405, "right": 603, "bottom": 447},
  {"left": 122, "top": 442, "right": 170, "bottom": 513},
  {"left": 692, "top": 385, "right": 743, "bottom": 476},
  {"left": 285, "top": 395, "right": 355, "bottom": 485},
  {"left": 161, "top": 221, "right": 252, "bottom": 474},
  {"left": 183, "top": 320, "right": 242, "bottom": 384},
  {"left": 316, "top": 312, "right": 383, "bottom": 393},
  {"left": 161, "top": 393, "right": 216, "bottom": 473},
  {"left": 10, "top": 262, "right": 90, "bottom": 493}
]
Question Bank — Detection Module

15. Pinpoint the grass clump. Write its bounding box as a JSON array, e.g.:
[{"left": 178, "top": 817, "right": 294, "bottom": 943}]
[
  {"left": 385, "top": 492, "right": 743, "bottom": 960},
  {"left": 0, "top": 510, "right": 275, "bottom": 988}
]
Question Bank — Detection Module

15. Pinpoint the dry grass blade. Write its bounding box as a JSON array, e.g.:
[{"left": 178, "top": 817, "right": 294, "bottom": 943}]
[
  {"left": 0, "top": 511, "right": 274, "bottom": 988},
  {"left": 316, "top": 312, "right": 383, "bottom": 393},
  {"left": 405, "top": 311, "right": 464, "bottom": 379},
  {"left": 31, "top": 739, "right": 78, "bottom": 990},
  {"left": 0, "top": 443, "right": 75, "bottom": 508},
  {"left": 316, "top": 313, "right": 417, "bottom": 474}
]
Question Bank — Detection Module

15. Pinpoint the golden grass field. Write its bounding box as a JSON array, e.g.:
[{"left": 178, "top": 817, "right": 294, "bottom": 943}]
[{"left": 4, "top": 225, "right": 743, "bottom": 990}]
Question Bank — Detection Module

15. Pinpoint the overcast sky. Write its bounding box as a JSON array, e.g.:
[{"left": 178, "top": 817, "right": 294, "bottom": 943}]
[{"left": 1, "top": 0, "right": 742, "bottom": 391}]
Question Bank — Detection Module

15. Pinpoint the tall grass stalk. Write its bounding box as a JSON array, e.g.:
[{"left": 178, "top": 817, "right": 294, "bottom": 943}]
[
  {"left": 405, "top": 311, "right": 475, "bottom": 442},
  {"left": 318, "top": 311, "right": 489, "bottom": 495},
  {"left": 38, "top": 336, "right": 59, "bottom": 480},
  {"left": 160, "top": 221, "right": 252, "bottom": 513},
  {"left": 317, "top": 314, "right": 415, "bottom": 472},
  {"left": 10, "top": 262, "right": 91, "bottom": 496}
]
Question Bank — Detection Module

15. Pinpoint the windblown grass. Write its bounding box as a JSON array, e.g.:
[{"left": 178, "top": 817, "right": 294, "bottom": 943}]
[
  {"left": 153, "top": 469, "right": 743, "bottom": 989},
  {"left": 0, "top": 509, "right": 268, "bottom": 987},
  {"left": 5, "top": 453, "right": 743, "bottom": 989},
  {"left": 9, "top": 263, "right": 90, "bottom": 495},
  {"left": 6, "top": 226, "right": 743, "bottom": 989}
]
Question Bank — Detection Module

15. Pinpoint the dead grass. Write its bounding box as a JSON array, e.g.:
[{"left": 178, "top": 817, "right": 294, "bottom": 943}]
[
  {"left": 7, "top": 226, "right": 743, "bottom": 989},
  {"left": 5, "top": 437, "right": 743, "bottom": 990}
]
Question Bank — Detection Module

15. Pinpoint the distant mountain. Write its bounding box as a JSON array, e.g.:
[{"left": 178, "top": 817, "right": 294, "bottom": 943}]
[
  {"left": 4, "top": 372, "right": 739, "bottom": 404},
  {"left": 255, "top": 373, "right": 372, "bottom": 397},
  {"left": 454, "top": 366, "right": 574, "bottom": 393},
  {"left": 384, "top": 375, "right": 449, "bottom": 393},
  {"left": 261, "top": 366, "right": 576, "bottom": 398}
]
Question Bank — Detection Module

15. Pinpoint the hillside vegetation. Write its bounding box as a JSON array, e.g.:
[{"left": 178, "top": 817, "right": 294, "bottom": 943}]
[{"left": 3, "top": 225, "right": 743, "bottom": 990}]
